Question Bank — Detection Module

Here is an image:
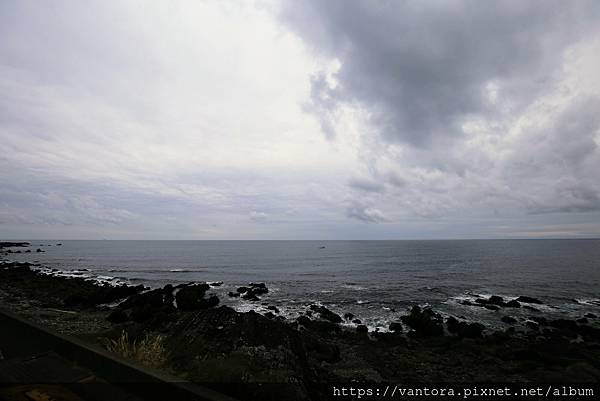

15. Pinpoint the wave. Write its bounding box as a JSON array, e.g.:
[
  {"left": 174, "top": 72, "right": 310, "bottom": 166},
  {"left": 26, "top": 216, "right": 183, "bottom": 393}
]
[{"left": 575, "top": 298, "right": 600, "bottom": 307}]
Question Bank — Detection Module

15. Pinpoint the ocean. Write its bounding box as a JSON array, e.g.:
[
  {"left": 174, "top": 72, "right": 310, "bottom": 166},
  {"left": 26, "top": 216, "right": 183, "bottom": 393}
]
[{"left": 5, "top": 239, "right": 600, "bottom": 331}]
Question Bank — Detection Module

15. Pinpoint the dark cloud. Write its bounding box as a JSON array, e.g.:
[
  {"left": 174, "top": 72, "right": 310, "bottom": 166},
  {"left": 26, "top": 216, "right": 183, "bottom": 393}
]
[{"left": 281, "top": 0, "right": 600, "bottom": 147}]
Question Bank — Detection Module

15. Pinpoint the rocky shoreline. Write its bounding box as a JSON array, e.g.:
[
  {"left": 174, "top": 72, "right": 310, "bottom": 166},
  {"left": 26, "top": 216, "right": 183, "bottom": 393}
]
[{"left": 1, "top": 242, "right": 600, "bottom": 400}]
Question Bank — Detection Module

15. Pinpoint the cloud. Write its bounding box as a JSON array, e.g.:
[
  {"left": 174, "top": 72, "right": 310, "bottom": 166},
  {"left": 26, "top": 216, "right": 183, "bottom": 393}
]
[
  {"left": 2, "top": 1, "right": 600, "bottom": 239},
  {"left": 281, "top": 1, "right": 600, "bottom": 147},
  {"left": 346, "top": 201, "right": 387, "bottom": 223},
  {"left": 279, "top": 0, "right": 600, "bottom": 235},
  {"left": 348, "top": 176, "right": 385, "bottom": 193}
]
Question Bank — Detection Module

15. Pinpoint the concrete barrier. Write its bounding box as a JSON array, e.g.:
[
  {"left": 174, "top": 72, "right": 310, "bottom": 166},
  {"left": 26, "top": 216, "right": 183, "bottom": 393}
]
[{"left": 0, "top": 310, "right": 238, "bottom": 401}]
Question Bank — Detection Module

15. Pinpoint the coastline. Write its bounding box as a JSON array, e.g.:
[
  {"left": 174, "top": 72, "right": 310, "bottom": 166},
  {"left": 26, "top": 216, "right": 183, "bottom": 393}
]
[{"left": 1, "top": 242, "right": 600, "bottom": 400}]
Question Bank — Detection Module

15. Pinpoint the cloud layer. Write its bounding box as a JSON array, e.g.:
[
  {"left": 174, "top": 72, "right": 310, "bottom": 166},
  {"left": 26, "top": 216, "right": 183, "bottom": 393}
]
[
  {"left": 280, "top": 0, "right": 600, "bottom": 236},
  {"left": 1, "top": 0, "right": 600, "bottom": 239}
]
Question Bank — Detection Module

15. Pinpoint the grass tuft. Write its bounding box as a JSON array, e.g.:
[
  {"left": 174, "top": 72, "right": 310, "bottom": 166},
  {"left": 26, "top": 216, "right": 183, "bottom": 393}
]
[{"left": 104, "top": 330, "right": 168, "bottom": 369}]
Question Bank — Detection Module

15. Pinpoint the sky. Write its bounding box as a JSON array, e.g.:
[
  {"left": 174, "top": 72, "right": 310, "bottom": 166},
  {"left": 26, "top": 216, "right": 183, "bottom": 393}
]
[{"left": 1, "top": 0, "right": 600, "bottom": 240}]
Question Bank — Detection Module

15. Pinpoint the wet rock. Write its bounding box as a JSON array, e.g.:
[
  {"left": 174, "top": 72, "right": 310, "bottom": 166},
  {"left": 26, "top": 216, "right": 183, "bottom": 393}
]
[
  {"left": 488, "top": 295, "right": 505, "bottom": 306},
  {"left": 445, "top": 316, "right": 484, "bottom": 338},
  {"left": 0, "top": 242, "right": 30, "bottom": 248},
  {"left": 263, "top": 311, "right": 276, "bottom": 319},
  {"left": 343, "top": 312, "right": 354, "bottom": 321},
  {"left": 446, "top": 316, "right": 460, "bottom": 333},
  {"left": 241, "top": 291, "right": 260, "bottom": 301},
  {"left": 516, "top": 296, "right": 543, "bottom": 304},
  {"left": 297, "top": 315, "right": 340, "bottom": 334},
  {"left": 297, "top": 315, "right": 311, "bottom": 327},
  {"left": 309, "top": 305, "right": 342, "bottom": 323},
  {"left": 501, "top": 316, "right": 517, "bottom": 325},
  {"left": 248, "top": 282, "right": 268, "bottom": 295},
  {"left": 228, "top": 291, "right": 240, "bottom": 297},
  {"left": 205, "top": 295, "right": 220, "bottom": 308},
  {"left": 505, "top": 300, "right": 521, "bottom": 308},
  {"left": 576, "top": 318, "right": 589, "bottom": 324},
  {"left": 584, "top": 313, "right": 597, "bottom": 319},
  {"left": 400, "top": 306, "right": 443, "bottom": 337},
  {"left": 352, "top": 318, "right": 362, "bottom": 325},
  {"left": 267, "top": 305, "right": 279, "bottom": 313},
  {"left": 119, "top": 288, "right": 165, "bottom": 309},
  {"left": 356, "top": 324, "right": 368, "bottom": 333},
  {"left": 176, "top": 283, "right": 216, "bottom": 311},
  {"left": 388, "top": 322, "right": 403, "bottom": 332},
  {"left": 458, "top": 322, "right": 485, "bottom": 338},
  {"left": 460, "top": 300, "right": 484, "bottom": 308},
  {"left": 525, "top": 321, "right": 539, "bottom": 331},
  {"left": 209, "top": 281, "right": 223, "bottom": 287},
  {"left": 475, "top": 295, "right": 507, "bottom": 308},
  {"left": 63, "top": 283, "right": 145, "bottom": 309},
  {"left": 36, "top": 248, "right": 44, "bottom": 253}
]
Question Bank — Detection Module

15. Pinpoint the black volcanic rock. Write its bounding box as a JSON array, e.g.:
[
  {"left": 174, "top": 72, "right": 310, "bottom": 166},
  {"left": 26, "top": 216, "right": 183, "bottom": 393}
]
[
  {"left": 505, "top": 300, "right": 521, "bottom": 308},
  {"left": 119, "top": 288, "right": 165, "bottom": 309},
  {"left": 0, "top": 242, "right": 30, "bottom": 248},
  {"left": 309, "top": 305, "right": 342, "bottom": 323},
  {"left": 446, "top": 316, "right": 460, "bottom": 333},
  {"left": 175, "top": 283, "right": 213, "bottom": 311},
  {"left": 241, "top": 291, "right": 260, "bottom": 301},
  {"left": 501, "top": 316, "right": 517, "bottom": 325},
  {"left": 388, "top": 322, "right": 403, "bottom": 332},
  {"left": 401, "top": 306, "right": 443, "bottom": 337},
  {"left": 458, "top": 322, "right": 485, "bottom": 338},
  {"left": 297, "top": 315, "right": 340, "bottom": 333},
  {"left": 446, "top": 316, "right": 485, "bottom": 338}
]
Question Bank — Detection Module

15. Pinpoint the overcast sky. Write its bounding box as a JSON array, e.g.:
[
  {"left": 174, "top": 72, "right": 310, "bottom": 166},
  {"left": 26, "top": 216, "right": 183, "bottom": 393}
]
[{"left": 1, "top": 0, "right": 600, "bottom": 239}]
